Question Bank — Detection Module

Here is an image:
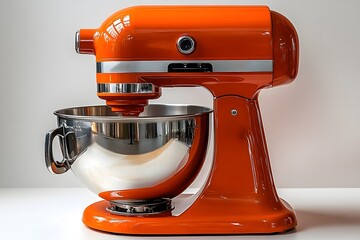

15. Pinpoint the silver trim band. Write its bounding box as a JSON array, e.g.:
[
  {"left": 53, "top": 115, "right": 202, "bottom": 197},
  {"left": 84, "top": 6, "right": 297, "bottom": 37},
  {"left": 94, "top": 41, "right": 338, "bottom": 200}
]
[
  {"left": 75, "top": 30, "right": 80, "bottom": 54},
  {"left": 96, "top": 60, "right": 273, "bottom": 73},
  {"left": 97, "top": 83, "right": 155, "bottom": 94}
]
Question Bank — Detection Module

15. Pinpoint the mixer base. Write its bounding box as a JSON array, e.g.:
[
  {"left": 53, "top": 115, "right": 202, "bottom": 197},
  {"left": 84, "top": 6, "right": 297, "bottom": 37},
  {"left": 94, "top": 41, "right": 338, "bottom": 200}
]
[{"left": 83, "top": 197, "right": 296, "bottom": 235}]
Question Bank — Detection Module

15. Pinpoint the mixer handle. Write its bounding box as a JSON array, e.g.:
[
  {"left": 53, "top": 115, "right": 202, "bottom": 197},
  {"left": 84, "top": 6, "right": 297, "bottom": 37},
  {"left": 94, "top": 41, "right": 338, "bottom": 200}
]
[{"left": 45, "top": 125, "right": 78, "bottom": 174}]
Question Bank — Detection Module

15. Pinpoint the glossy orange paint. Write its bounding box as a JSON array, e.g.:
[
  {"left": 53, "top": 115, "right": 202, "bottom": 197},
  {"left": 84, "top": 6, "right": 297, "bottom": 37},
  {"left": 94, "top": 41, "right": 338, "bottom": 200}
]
[
  {"left": 272, "top": 11, "right": 299, "bottom": 86},
  {"left": 92, "top": 6, "right": 273, "bottom": 60},
  {"left": 77, "top": 5, "right": 276, "bottom": 111},
  {"left": 77, "top": 29, "right": 96, "bottom": 54},
  {"left": 78, "top": 5, "right": 299, "bottom": 235}
]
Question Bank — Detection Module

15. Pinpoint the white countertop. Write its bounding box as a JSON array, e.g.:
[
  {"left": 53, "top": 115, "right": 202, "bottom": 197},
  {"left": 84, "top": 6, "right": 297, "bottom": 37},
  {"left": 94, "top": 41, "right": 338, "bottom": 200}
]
[{"left": 0, "top": 188, "right": 359, "bottom": 239}]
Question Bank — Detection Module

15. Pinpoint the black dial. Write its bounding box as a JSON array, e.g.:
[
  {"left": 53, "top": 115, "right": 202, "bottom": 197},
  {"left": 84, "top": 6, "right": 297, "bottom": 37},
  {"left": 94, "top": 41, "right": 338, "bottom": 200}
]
[{"left": 177, "top": 36, "right": 196, "bottom": 55}]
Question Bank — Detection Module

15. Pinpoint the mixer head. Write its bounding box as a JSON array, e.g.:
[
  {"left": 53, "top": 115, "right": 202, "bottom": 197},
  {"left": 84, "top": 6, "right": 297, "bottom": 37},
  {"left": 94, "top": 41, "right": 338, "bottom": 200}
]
[{"left": 75, "top": 6, "right": 298, "bottom": 114}]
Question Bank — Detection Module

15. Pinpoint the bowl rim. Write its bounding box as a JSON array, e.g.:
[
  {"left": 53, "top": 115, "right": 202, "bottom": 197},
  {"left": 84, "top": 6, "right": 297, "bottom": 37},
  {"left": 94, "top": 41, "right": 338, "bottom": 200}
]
[{"left": 53, "top": 104, "right": 213, "bottom": 122}]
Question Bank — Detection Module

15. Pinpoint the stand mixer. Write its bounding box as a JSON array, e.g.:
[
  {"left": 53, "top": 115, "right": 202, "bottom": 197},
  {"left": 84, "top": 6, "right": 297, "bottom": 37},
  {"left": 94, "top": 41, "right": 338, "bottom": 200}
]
[{"left": 45, "top": 6, "right": 299, "bottom": 234}]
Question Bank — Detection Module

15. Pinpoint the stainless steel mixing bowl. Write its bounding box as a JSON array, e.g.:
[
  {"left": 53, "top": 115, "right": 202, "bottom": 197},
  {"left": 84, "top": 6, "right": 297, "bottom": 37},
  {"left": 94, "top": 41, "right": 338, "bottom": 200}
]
[{"left": 45, "top": 105, "right": 211, "bottom": 201}]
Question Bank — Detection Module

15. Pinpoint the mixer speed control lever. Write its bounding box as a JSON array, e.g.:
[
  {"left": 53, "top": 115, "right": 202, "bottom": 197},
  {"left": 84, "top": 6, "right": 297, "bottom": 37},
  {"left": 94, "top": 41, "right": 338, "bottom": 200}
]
[{"left": 168, "top": 63, "right": 213, "bottom": 72}]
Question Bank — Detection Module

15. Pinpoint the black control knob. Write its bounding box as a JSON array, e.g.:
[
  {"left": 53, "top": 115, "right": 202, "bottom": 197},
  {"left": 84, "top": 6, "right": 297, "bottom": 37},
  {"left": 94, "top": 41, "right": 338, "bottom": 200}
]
[{"left": 177, "top": 36, "right": 196, "bottom": 55}]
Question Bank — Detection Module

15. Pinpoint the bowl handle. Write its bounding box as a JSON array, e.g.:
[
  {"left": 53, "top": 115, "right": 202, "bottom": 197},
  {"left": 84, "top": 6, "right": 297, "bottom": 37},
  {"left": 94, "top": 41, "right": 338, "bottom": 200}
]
[{"left": 45, "top": 125, "right": 78, "bottom": 174}]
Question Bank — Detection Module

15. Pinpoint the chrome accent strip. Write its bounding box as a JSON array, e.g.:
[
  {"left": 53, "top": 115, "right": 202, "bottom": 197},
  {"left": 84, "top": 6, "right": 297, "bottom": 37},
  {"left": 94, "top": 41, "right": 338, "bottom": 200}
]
[
  {"left": 97, "top": 83, "right": 155, "bottom": 94},
  {"left": 75, "top": 30, "right": 80, "bottom": 54},
  {"left": 96, "top": 60, "right": 273, "bottom": 73}
]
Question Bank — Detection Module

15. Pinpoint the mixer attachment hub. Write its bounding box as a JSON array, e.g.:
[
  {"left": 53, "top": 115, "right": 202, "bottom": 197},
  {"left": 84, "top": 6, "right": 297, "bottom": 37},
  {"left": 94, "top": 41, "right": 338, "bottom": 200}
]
[
  {"left": 105, "top": 99, "right": 149, "bottom": 116},
  {"left": 107, "top": 198, "right": 174, "bottom": 216}
]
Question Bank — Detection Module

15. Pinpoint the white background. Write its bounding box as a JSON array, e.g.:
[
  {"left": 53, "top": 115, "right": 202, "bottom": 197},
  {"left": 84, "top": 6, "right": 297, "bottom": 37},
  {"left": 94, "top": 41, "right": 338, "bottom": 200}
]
[{"left": 0, "top": 0, "right": 359, "bottom": 188}]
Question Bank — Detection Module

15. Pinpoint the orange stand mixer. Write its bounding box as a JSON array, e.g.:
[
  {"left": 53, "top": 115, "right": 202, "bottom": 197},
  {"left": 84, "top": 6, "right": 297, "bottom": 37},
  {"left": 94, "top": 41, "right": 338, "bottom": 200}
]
[{"left": 57, "top": 5, "right": 299, "bottom": 235}]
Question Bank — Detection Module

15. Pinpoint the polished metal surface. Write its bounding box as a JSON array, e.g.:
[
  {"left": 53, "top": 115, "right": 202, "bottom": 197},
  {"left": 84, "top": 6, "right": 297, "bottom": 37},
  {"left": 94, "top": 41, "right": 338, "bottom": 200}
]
[
  {"left": 107, "top": 198, "right": 173, "bottom": 216},
  {"left": 53, "top": 104, "right": 211, "bottom": 122},
  {"left": 96, "top": 60, "right": 273, "bottom": 73},
  {"left": 45, "top": 105, "right": 211, "bottom": 199},
  {"left": 97, "top": 83, "right": 155, "bottom": 94},
  {"left": 45, "top": 124, "right": 79, "bottom": 174},
  {"left": 75, "top": 30, "right": 80, "bottom": 54}
]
